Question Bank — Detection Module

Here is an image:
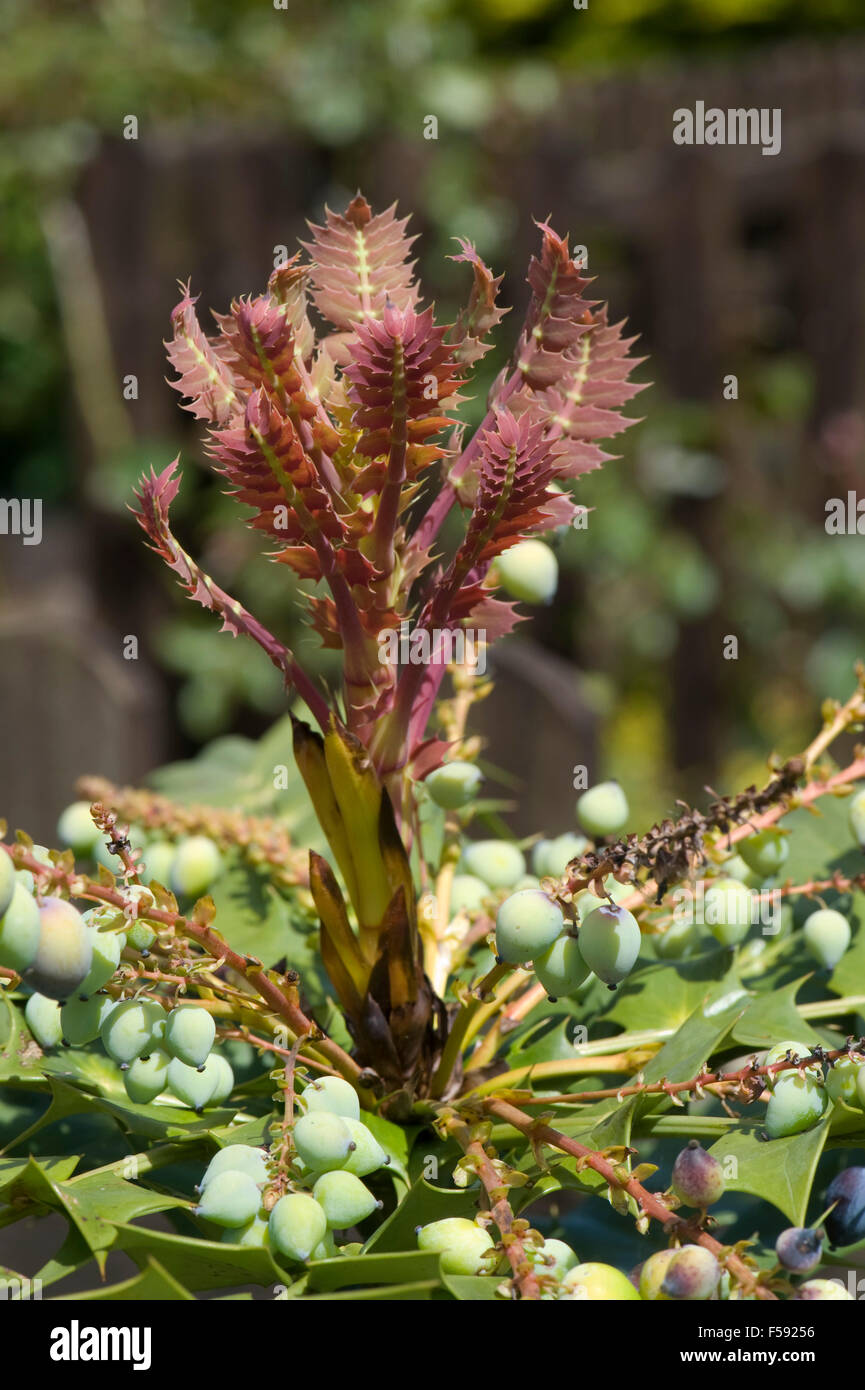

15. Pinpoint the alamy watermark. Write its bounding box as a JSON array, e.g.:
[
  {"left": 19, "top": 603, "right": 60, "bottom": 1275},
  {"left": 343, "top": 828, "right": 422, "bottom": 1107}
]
[
  {"left": 673, "top": 102, "right": 782, "bottom": 158},
  {"left": 0, "top": 498, "right": 42, "bottom": 545},
  {"left": 670, "top": 881, "right": 781, "bottom": 935},
  {"left": 378, "top": 621, "right": 487, "bottom": 675}
]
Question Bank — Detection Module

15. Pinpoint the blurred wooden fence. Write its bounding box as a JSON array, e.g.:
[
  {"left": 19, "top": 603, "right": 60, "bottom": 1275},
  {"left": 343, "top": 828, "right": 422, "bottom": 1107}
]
[{"left": 4, "top": 37, "right": 865, "bottom": 836}]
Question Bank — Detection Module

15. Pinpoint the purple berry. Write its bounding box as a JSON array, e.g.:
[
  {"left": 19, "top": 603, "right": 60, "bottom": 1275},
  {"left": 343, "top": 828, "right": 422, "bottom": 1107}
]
[{"left": 671, "top": 1140, "right": 725, "bottom": 1208}]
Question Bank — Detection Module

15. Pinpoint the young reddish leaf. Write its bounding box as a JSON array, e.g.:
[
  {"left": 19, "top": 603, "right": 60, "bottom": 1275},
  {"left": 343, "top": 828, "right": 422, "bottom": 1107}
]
[
  {"left": 164, "top": 282, "right": 238, "bottom": 424},
  {"left": 448, "top": 238, "right": 508, "bottom": 367},
  {"left": 303, "top": 195, "right": 420, "bottom": 331}
]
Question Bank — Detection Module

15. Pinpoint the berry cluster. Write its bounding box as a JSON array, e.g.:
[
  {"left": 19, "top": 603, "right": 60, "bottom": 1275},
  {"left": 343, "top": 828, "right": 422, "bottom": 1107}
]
[{"left": 187, "top": 1078, "right": 389, "bottom": 1261}]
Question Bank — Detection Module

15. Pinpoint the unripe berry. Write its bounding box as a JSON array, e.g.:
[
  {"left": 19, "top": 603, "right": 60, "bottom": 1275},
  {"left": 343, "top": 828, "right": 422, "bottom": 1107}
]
[
  {"left": 535, "top": 1238, "right": 578, "bottom": 1279},
  {"left": 61, "top": 994, "right": 116, "bottom": 1047},
  {"left": 301, "top": 1075, "right": 360, "bottom": 1121},
  {"left": 165, "top": 1004, "right": 216, "bottom": 1068},
  {"left": 195, "top": 1170, "right": 261, "bottom": 1228},
  {"left": 823, "top": 1167, "right": 865, "bottom": 1247},
  {"left": 269, "top": 1193, "right": 328, "bottom": 1264},
  {"left": 123, "top": 1048, "right": 171, "bottom": 1104},
  {"left": 167, "top": 1055, "right": 220, "bottom": 1111},
  {"left": 639, "top": 1248, "right": 676, "bottom": 1300},
  {"left": 775, "top": 1226, "right": 823, "bottom": 1275},
  {"left": 205, "top": 1051, "right": 235, "bottom": 1106},
  {"left": 221, "top": 1213, "right": 270, "bottom": 1248},
  {"left": 575, "top": 782, "right": 629, "bottom": 838},
  {"left": 574, "top": 878, "right": 632, "bottom": 918},
  {"left": 15, "top": 844, "right": 51, "bottom": 895},
  {"left": 559, "top": 1262, "right": 640, "bottom": 1300},
  {"left": 765, "top": 1071, "right": 828, "bottom": 1139},
  {"left": 28, "top": 899, "right": 93, "bottom": 1000},
  {"left": 531, "top": 839, "right": 554, "bottom": 876},
  {"left": 826, "top": 1054, "right": 864, "bottom": 1107},
  {"left": 655, "top": 914, "right": 701, "bottom": 959},
  {"left": 738, "top": 828, "right": 788, "bottom": 877},
  {"left": 416, "top": 1218, "right": 495, "bottom": 1275},
  {"left": 125, "top": 921, "right": 157, "bottom": 954},
  {"left": 532, "top": 934, "right": 590, "bottom": 999},
  {"left": 24, "top": 992, "right": 63, "bottom": 1049},
  {"left": 425, "top": 761, "right": 483, "bottom": 810},
  {"left": 671, "top": 1140, "right": 725, "bottom": 1207},
  {"left": 0, "top": 850, "right": 15, "bottom": 918},
  {"left": 703, "top": 877, "right": 753, "bottom": 946},
  {"left": 312, "top": 1233, "right": 338, "bottom": 1261},
  {"left": 201, "top": 1145, "right": 269, "bottom": 1190},
  {"left": 101, "top": 998, "right": 165, "bottom": 1064},
  {"left": 495, "top": 889, "right": 565, "bottom": 964},
  {"left": 848, "top": 786, "right": 865, "bottom": 849},
  {"left": 141, "top": 840, "right": 176, "bottom": 887},
  {"left": 577, "top": 903, "right": 641, "bottom": 987},
  {"left": 495, "top": 538, "right": 558, "bottom": 605},
  {"left": 535, "top": 832, "right": 589, "bottom": 879},
  {"left": 795, "top": 1278, "right": 853, "bottom": 1300},
  {"left": 312, "top": 1170, "right": 379, "bottom": 1229},
  {"left": 449, "top": 874, "right": 489, "bottom": 916},
  {"left": 802, "top": 908, "right": 851, "bottom": 970},
  {"left": 341, "top": 1120, "right": 387, "bottom": 1178},
  {"left": 659, "top": 1245, "right": 720, "bottom": 1300},
  {"left": 462, "top": 840, "right": 526, "bottom": 890},
  {"left": 763, "top": 1040, "right": 820, "bottom": 1087},
  {"left": 94, "top": 827, "right": 147, "bottom": 872},
  {"left": 78, "top": 915, "right": 124, "bottom": 996},
  {"left": 0, "top": 882, "right": 41, "bottom": 973},
  {"left": 170, "top": 835, "right": 222, "bottom": 899},
  {"left": 56, "top": 802, "right": 100, "bottom": 858},
  {"left": 293, "top": 1111, "right": 354, "bottom": 1172}
]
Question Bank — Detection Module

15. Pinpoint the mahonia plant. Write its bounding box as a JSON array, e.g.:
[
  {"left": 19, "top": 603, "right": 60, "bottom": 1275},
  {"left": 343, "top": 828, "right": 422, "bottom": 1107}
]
[{"left": 3, "top": 196, "right": 865, "bottom": 1305}]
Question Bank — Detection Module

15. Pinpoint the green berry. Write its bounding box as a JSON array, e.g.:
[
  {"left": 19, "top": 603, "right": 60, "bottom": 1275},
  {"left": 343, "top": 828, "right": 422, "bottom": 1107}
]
[
  {"left": 15, "top": 845, "right": 51, "bottom": 895},
  {"left": 425, "top": 761, "right": 483, "bottom": 810},
  {"left": 537, "top": 832, "right": 589, "bottom": 879},
  {"left": 559, "top": 1262, "right": 640, "bottom": 1301},
  {"left": 61, "top": 994, "right": 116, "bottom": 1046},
  {"left": 56, "top": 802, "right": 100, "bottom": 857},
  {"left": 201, "top": 1144, "right": 270, "bottom": 1190},
  {"left": 28, "top": 899, "right": 93, "bottom": 1000},
  {"left": 123, "top": 1048, "right": 171, "bottom": 1103},
  {"left": 101, "top": 998, "right": 165, "bottom": 1064},
  {"left": 848, "top": 787, "right": 865, "bottom": 849},
  {"left": 574, "top": 878, "right": 632, "bottom": 918},
  {"left": 0, "top": 882, "right": 41, "bottom": 973},
  {"left": 78, "top": 917, "right": 123, "bottom": 996},
  {"left": 803, "top": 908, "right": 851, "bottom": 970},
  {"left": 577, "top": 903, "right": 641, "bottom": 987},
  {"left": 293, "top": 1111, "right": 354, "bottom": 1172},
  {"left": 141, "top": 840, "right": 176, "bottom": 886},
  {"left": 795, "top": 1278, "right": 853, "bottom": 1300},
  {"left": 765, "top": 1071, "right": 828, "bottom": 1139},
  {"left": 341, "top": 1119, "right": 387, "bottom": 1178},
  {"left": 221, "top": 1213, "right": 270, "bottom": 1248},
  {"left": 531, "top": 840, "right": 553, "bottom": 877},
  {"left": 449, "top": 875, "right": 489, "bottom": 916},
  {"left": 311, "top": 1233, "right": 338, "bottom": 1261},
  {"left": 24, "top": 992, "right": 63, "bottom": 1049},
  {"left": 495, "top": 538, "right": 558, "bottom": 605},
  {"left": 495, "top": 889, "right": 565, "bottom": 964},
  {"left": 205, "top": 1051, "right": 235, "bottom": 1106},
  {"left": 639, "top": 1249, "right": 677, "bottom": 1300},
  {"left": 575, "top": 782, "right": 629, "bottom": 838},
  {"left": 462, "top": 840, "right": 526, "bottom": 890},
  {"left": 655, "top": 914, "right": 701, "bottom": 960},
  {"left": 125, "top": 921, "right": 157, "bottom": 954},
  {"left": 170, "top": 835, "right": 222, "bottom": 899},
  {"left": 167, "top": 1055, "right": 220, "bottom": 1111},
  {"left": 301, "top": 1075, "right": 360, "bottom": 1121},
  {"left": 94, "top": 827, "right": 147, "bottom": 872},
  {"left": 703, "top": 877, "right": 753, "bottom": 946},
  {"left": 536, "top": 1238, "right": 578, "bottom": 1279},
  {"left": 826, "top": 1054, "right": 865, "bottom": 1107},
  {"left": 312, "top": 1170, "right": 379, "bottom": 1229},
  {"left": 763, "top": 1040, "right": 820, "bottom": 1087},
  {"left": 738, "top": 828, "right": 788, "bottom": 877},
  {"left": 165, "top": 1004, "right": 216, "bottom": 1067},
  {"left": 195, "top": 1170, "right": 261, "bottom": 1228},
  {"left": 0, "top": 850, "right": 15, "bottom": 918},
  {"left": 532, "top": 934, "right": 590, "bottom": 998},
  {"left": 269, "top": 1193, "right": 328, "bottom": 1264},
  {"left": 416, "top": 1218, "right": 495, "bottom": 1275}
]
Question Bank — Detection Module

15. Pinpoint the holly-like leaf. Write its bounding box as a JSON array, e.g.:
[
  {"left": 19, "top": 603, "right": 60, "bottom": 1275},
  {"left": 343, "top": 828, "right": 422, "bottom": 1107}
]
[
  {"left": 303, "top": 196, "right": 420, "bottom": 331},
  {"left": 165, "top": 282, "right": 238, "bottom": 425}
]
